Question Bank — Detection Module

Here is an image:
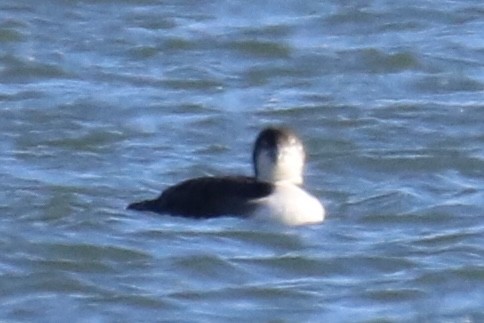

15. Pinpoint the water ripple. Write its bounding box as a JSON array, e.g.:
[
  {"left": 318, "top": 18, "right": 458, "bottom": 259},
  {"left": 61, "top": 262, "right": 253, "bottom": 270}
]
[{"left": 1, "top": 0, "right": 484, "bottom": 321}]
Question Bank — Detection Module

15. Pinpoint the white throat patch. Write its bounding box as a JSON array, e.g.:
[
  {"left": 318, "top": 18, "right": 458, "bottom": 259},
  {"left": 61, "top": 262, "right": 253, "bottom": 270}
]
[{"left": 255, "top": 144, "right": 305, "bottom": 184}]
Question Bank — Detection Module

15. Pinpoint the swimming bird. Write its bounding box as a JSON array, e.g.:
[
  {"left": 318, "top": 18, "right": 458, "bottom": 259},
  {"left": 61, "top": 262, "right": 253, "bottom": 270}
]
[{"left": 127, "top": 127, "right": 325, "bottom": 225}]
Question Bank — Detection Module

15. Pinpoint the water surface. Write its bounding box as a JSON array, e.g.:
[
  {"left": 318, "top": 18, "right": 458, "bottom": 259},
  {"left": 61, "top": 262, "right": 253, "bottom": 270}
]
[{"left": 1, "top": 0, "right": 483, "bottom": 322}]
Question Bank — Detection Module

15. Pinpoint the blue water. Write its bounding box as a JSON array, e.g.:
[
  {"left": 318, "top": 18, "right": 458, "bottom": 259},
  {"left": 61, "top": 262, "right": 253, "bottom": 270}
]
[{"left": 1, "top": 1, "right": 483, "bottom": 322}]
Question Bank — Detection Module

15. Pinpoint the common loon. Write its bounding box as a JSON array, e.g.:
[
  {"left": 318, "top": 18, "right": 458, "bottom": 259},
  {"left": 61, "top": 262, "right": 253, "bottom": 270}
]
[{"left": 127, "top": 127, "right": 325, "bottom": 225}]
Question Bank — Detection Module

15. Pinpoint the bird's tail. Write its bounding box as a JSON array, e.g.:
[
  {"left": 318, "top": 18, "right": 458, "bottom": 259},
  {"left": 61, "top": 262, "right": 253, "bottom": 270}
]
[{"left": 126, "top": 199, "right": 159, "bottom": 212}]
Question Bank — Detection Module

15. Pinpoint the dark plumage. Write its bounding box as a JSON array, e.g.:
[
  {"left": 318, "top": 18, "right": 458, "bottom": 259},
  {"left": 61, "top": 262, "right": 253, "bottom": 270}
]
[{"left": 127, "top": 176, "right": 274, "bottom": 218}]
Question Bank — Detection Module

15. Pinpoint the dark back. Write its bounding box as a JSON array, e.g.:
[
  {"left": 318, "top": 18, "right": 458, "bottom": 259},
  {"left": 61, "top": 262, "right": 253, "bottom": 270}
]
[{"left": 150, "top": 176, "right": 274, "bottom": 218}]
